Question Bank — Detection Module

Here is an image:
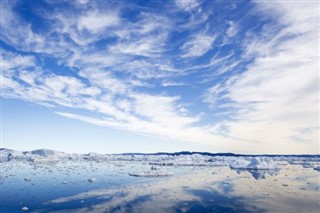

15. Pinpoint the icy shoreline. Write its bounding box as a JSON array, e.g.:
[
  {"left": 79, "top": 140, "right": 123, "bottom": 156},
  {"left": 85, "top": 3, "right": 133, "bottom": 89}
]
[{"left": 1, "top": 148, "right": 319, "bottom": 172}]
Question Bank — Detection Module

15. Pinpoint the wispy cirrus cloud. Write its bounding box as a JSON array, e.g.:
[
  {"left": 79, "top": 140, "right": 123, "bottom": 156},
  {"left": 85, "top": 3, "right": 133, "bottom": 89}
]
[
  {"left": 77, "top": 11, "right": 120, "bottom": 34},
  {"left": 1, "top": 0, "right": 318, "bottom": 154},
  {"left": 109, "top": 13, "right": 171, "bottom": 57},
  {"left": 181, "top": 33, "right": 216, "bottom": 58},
  {"left": 175, "top": 0, "right": 200, "bottom": 12},
  {"left": 226, "top": 21, "right": 238, "bottom": 37},
  {"left": 203, "top": 1, "right": 319, "bottom": 153}
]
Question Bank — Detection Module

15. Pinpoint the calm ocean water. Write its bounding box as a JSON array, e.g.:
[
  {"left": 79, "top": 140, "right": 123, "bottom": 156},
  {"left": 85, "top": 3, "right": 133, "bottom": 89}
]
[{"left": 1, "top": 160, "right": 319, "bottom": 212}]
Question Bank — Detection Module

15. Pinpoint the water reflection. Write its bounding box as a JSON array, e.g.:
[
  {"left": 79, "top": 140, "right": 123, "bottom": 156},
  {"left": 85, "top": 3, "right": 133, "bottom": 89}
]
[
  {"left": 233, "top": 169, "right": 280, "bottom": 180},
  {"left": 1, "top": 162, "right": 319, "bottom": 213}
]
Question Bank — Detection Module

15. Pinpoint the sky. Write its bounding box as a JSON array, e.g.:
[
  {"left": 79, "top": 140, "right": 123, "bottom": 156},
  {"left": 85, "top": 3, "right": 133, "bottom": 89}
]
[{"left": 0, "top": 0, "right": 319, "bottom": 154}]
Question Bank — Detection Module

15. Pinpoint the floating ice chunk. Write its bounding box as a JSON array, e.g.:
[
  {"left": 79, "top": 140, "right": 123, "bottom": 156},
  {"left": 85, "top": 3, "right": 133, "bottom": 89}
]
[
  {"left": 230, "top": 157, "right": 279, "bottom": 170},
  {"left": 314, "top": 166, "right": 320, "bottom": 171},
  {"left": 83, "top": 152, "right": 101, "bottom": 160},
  {"left": 88, "top": 178, "right": 96, "bottom": 183},
  {"left": 149, "top": 162, "right": 174, "bottom": 166},
  {"left": 7, "top": 153, "right": 14, "bottom": 161},
  {"left": 230, "top": 158, "right": 251, "bottom": 169},
  {"left": 129, "top": 171, "right": 173, "bottom": 177},
  {"left": 62, "top": 181, "right": 68, "bottom": 184},
  {"left": 29, "top": 156, "right": 60, "bottom": 164},
  {"left": 24, "top": 178, "right": 31, "bottom": 182},
  {"left": 22, "top": 207, "right": 29, "bottom": 211},
  {"left": 151, "top": 166, "right": 160, "bottom": 170},
  {"left": 31, "top": 149, "right": 56, "bottom": 156}
]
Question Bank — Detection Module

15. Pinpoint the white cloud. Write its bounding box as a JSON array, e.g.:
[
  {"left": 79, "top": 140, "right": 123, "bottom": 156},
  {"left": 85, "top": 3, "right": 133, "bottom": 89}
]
[
  {"left": 0, "top": 2, "right": 72, "bottom": 54},
  {"left": 204, "top": 1, "right": 319, "bottom": 153},
  {"left": 1, "top": 0, "right": 318, "bottom": 154},
  {"left": 0, "top": 2, "right": 44, "bottom": 52},
  {"left": 175, "top": 0, "right": 200, "bottom": 11},
  {"left": 18, "top": 71, "right": 40, "bottom": 85},
  {"left": 1, "top": 50, "right": 37, "bottom": 71},
  {"left": 115, "top": 60, "right": 179, "bottom": 80},
  {"left": 202, "top": 84, "right": 226, "bottom": 107},
  {"left": 226, "top": 21, "right": 238, "bottom": 37},
  {"left": 109, "top": 13, "right": 170, "bottom": 57},
  {"left": 77, "top": 0, "right": 89, "bottom": 5},
  {"left": 77, "top": 11, "right": 119, "bottom": 34},
  {"left": 79, "top": 69, "right": 128, "bottom": 94},
  {"left": 2, "top": 50, "right": 227, "bottom": 149},
  {"left": 109, "top": 36, "right": 165, "bottom": 57},
  {"left": 161, "top": 80, "right": 187, "bottom": 87},
  {"left": 181, "top": 33, "right": 215, "bottom": 58}
]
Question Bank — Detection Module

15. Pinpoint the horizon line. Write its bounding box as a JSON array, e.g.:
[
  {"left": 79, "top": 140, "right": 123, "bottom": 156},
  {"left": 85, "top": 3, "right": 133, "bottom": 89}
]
[{"left": 1, "top": 147, "right": 319, "bottom": 157}]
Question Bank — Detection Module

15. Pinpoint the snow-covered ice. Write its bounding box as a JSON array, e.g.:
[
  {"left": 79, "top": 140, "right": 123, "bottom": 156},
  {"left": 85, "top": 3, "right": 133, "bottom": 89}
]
[{"left": 230, "top": 157, "right": 280, "bottom": 170}]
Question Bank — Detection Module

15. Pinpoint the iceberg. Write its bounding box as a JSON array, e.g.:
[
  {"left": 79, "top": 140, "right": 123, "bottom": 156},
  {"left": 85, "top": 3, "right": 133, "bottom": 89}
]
[{"left": 230, "top": 157, "right": 280, "bottom": 170}]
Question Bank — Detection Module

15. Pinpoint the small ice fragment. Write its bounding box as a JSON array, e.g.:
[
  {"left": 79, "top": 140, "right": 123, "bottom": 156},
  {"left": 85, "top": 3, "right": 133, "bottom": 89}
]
[
  {"left": 62, "top": 181, "right": 68, "bottom": 184},
  {"left": 22, "top": 206, "right": 28, "bottom": 211},
  {"left": 88, "top": 178, "right": 96, "bottom": 183},
  {"left": 151, "top": 166, "right": 159, "bottom": 170},
  {"left": 313, "top": 166, "right": 320, "bottom": 171},
  {"left": 24, "top": 178, "right": 31, "bottom": 182}
]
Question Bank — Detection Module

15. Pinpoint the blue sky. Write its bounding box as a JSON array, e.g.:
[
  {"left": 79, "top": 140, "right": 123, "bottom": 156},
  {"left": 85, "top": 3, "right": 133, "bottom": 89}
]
[{"left": 1, "top": 0, "right": 319, "bottom": 154}]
